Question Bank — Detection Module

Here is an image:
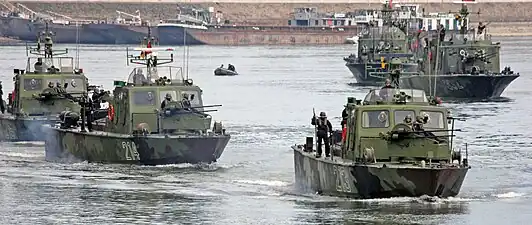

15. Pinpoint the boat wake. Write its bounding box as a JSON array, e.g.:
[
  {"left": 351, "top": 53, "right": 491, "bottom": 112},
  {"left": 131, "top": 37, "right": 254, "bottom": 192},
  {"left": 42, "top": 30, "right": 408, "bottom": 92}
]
[
  {"left": 493, "top": 191, "right": 526, "bottom": 199},
  {"left": 9, "top": 141, "right": 45, "bottom": 147},
  {"left": 231, "top": 179, "right": 291, "bottom": 187}
]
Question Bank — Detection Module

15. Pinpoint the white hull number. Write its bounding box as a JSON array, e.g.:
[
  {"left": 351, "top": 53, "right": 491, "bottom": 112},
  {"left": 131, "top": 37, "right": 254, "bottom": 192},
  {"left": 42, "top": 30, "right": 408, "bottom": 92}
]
[
  {"left": 122, "top": 141, "right": 140, "bottom": 160},
  {"left": 333, "top": 165, "right": 352, "bottom": 193}
]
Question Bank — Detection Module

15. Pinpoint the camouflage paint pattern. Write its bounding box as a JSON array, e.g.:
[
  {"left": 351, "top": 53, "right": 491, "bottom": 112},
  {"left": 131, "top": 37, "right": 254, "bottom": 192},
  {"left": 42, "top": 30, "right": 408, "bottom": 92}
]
[
  {"left": 346, "top": 62, "right": 419, "bottom": 85},
  {"left": 400, "top": 74, "right": 520, "bottom": 99},
  {"left": 0, "top": 115, "right": 53, "bottom": 141},
  {"left": 44, "top": 125, "right": 230, "bottom": 165},
  {"left": 293, "top": 145, "right": 469, "bottom": 198}
]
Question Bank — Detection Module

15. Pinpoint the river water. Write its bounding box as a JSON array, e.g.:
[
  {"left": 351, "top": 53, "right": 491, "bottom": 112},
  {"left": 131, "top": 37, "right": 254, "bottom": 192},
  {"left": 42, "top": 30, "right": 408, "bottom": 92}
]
[{"left": 0, "top": 37, "right": 531, "bottom": 225}]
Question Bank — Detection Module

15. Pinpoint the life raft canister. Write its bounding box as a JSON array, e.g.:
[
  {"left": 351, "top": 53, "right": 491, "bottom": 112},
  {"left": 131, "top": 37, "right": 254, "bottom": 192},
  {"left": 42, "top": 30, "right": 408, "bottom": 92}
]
[{"left": 108, "top": 104, "right": 115, "bottom": 121}]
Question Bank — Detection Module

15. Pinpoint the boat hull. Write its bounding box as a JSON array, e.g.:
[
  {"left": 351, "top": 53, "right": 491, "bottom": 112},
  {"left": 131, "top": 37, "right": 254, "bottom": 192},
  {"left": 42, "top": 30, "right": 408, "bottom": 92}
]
[
  {"left": 346, "top": 62, "right": 419, "bottom": 85},
  {"left": 0, "top": 115, "right": 51, "bottom": 141},
  {"left": 156, "top": 25, "right": 206, "bottom": 45},
  {"left": 292, "top": 145, "right": 469, "bottom": 198},
  {"left": 0, "top": 17, "right": 149, "bottom": 44},
  {"left": 157, "top": 24, "right": 360, "bottom": 45},
  {"left": 399, "top": 74, "right": 520, "bottom": 99},
  {"left": 214, "top": 68, "right": 238, "bottom": 76},
  {"left": 43, "top": 125, "right": 231, "bottom": 165}
]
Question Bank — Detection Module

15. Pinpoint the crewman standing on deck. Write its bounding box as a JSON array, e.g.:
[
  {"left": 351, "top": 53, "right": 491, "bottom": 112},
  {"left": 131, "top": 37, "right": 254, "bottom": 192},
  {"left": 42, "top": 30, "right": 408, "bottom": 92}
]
[{"left": 311, "top": 112, "right": 333, "bottom": 158}]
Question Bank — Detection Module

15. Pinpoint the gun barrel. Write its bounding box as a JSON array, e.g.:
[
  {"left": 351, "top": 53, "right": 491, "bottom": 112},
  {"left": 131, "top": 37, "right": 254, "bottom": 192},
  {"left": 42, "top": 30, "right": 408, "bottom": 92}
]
[
  {"left": 190, "top": 104, "right": 222, "bottom": 109},
  {"left": 408, "top": 129, "right": 461, "bottom": 133}
]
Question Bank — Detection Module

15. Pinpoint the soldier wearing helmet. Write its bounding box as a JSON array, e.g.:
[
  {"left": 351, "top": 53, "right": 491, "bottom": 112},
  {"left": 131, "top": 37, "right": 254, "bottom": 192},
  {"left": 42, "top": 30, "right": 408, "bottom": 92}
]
[
  {"left": 382, "top": 79, "right": 394, "bottom": 89},
  {"left": 413, "top": 115, "right": 425, "bottom": 132},
  {"left": 403, "top": 114, "right": 413, "bottom": 126},
  {"left": 160, "top": 93, "right": 172, "bottom": 109},
  {"left": 379, "top": 78, "right": 395, "bottom": 100},
  {"left": 181, "top": 93, "right": 191, "bottom": 108},
  {"left": 311, "top": 111, "right": 333, "bottom": 158}
]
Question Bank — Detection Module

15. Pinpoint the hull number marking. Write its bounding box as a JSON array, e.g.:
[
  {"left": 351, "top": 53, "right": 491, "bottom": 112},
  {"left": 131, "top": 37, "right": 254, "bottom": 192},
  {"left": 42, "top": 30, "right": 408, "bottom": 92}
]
[
  {"left": 333, "top": 165, "right": 352, "bottom": 193},
  {"left": 122, "top": 141, "right": 140, "bottom": 160}
]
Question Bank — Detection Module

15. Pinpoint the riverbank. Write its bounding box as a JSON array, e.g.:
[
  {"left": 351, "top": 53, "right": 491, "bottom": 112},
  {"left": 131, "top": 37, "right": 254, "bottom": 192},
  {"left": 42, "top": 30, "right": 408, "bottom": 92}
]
[{"left": 10, "top": 2, "right": 532, "bottom": 24}]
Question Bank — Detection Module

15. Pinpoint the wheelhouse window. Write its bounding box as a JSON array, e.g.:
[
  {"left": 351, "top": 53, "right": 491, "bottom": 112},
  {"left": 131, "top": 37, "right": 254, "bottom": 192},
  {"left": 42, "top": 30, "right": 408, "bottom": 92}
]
[
  {"left": 362, "top": 110, "right": 389, "bottom": 128},
  {"left": 159, "top": 90, "right": 177, "bottom": 102},
  {"left": 420, "top": 111, "right": 444, "bottom": 129},
  {"left": 179, "top": 90, "right": 201, "bottom": 107},
  {"left": 133, "top": 90, "right": 155, "bottom": 105},
  {"left": 394, "top": 110, "right": 415, "bottom": 125}
]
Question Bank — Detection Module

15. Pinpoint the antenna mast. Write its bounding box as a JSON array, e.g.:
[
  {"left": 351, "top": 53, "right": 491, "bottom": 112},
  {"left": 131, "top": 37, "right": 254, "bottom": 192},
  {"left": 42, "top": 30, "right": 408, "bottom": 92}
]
[
  {"left": 127, "top": 26, "right": 174, "bottom": 82},
  {"left": 75, "top": 19, "right": 80, "bottom": 69},
  {"left": 182, "top": 27, "right": 189, "bottom": 80},
  {"left": 28, "top": 23, "right": 68, "bottom": 67}
]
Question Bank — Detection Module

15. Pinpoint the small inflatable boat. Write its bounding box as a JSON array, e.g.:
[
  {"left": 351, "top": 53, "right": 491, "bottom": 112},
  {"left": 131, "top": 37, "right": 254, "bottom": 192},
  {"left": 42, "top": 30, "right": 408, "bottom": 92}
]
[{"left": 214, "top": 67, "right": 238, "bottom": 76}]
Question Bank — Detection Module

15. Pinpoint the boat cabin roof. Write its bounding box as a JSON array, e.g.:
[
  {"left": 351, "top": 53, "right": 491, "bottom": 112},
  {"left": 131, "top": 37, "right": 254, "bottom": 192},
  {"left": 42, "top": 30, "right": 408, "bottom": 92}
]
[
  {"left": 363, "top": 88, "right": 428, "bottom": 104},
  {"left": 26, "top": 56, "right": 78, "bottom": 75},
  {"left": 126, "top": 66, "right": 189, "bottom": 86}
]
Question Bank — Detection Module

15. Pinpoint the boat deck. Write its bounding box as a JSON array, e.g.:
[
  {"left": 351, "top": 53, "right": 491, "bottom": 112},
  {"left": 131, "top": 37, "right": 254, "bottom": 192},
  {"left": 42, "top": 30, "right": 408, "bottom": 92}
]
[
  {"left": 292, "top": 144, "right": 464, "bottom": 169},
  {"left": 0, "top": 112, "right": 56, "bottom": 121},
  {"left": 44, "top": 124, "right": 226, "bottom": 139}
]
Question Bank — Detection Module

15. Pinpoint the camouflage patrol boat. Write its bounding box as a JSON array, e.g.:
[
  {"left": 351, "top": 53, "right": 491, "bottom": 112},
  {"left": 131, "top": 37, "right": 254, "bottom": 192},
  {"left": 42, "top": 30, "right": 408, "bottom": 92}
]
[
  {"left": 344, "top": 1, "right": 420, "bottom": 85},
  {"left": 0, "top": 24, "right": 88, "bottom": 141},
  {"left": 399, "top": 1, "right": 520, "bottom": 99},
  {"left": 43, "top": 31, "right": 230, "bottom": 165},
  {"left": 292, "top": 82, "right": 470, "bottom": 198}
]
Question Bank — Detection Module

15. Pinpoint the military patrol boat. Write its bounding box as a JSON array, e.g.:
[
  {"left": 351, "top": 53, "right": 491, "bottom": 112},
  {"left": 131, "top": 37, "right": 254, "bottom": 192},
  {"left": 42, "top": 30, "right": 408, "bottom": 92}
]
[
  {"left": 0, "top": 24, "right": 88, "bottom": 141},
  {"left": 43, "top": 32, "right": 230, "bottom": 165},
  {"left": 399, "top": 1, "right": 520, "bottom": 99},
  {"left": 344, "top": 1, "right": 420, "bottom": 85},
  {"left": 291, "top": 78, "right": 470, "bottom": 198}
]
